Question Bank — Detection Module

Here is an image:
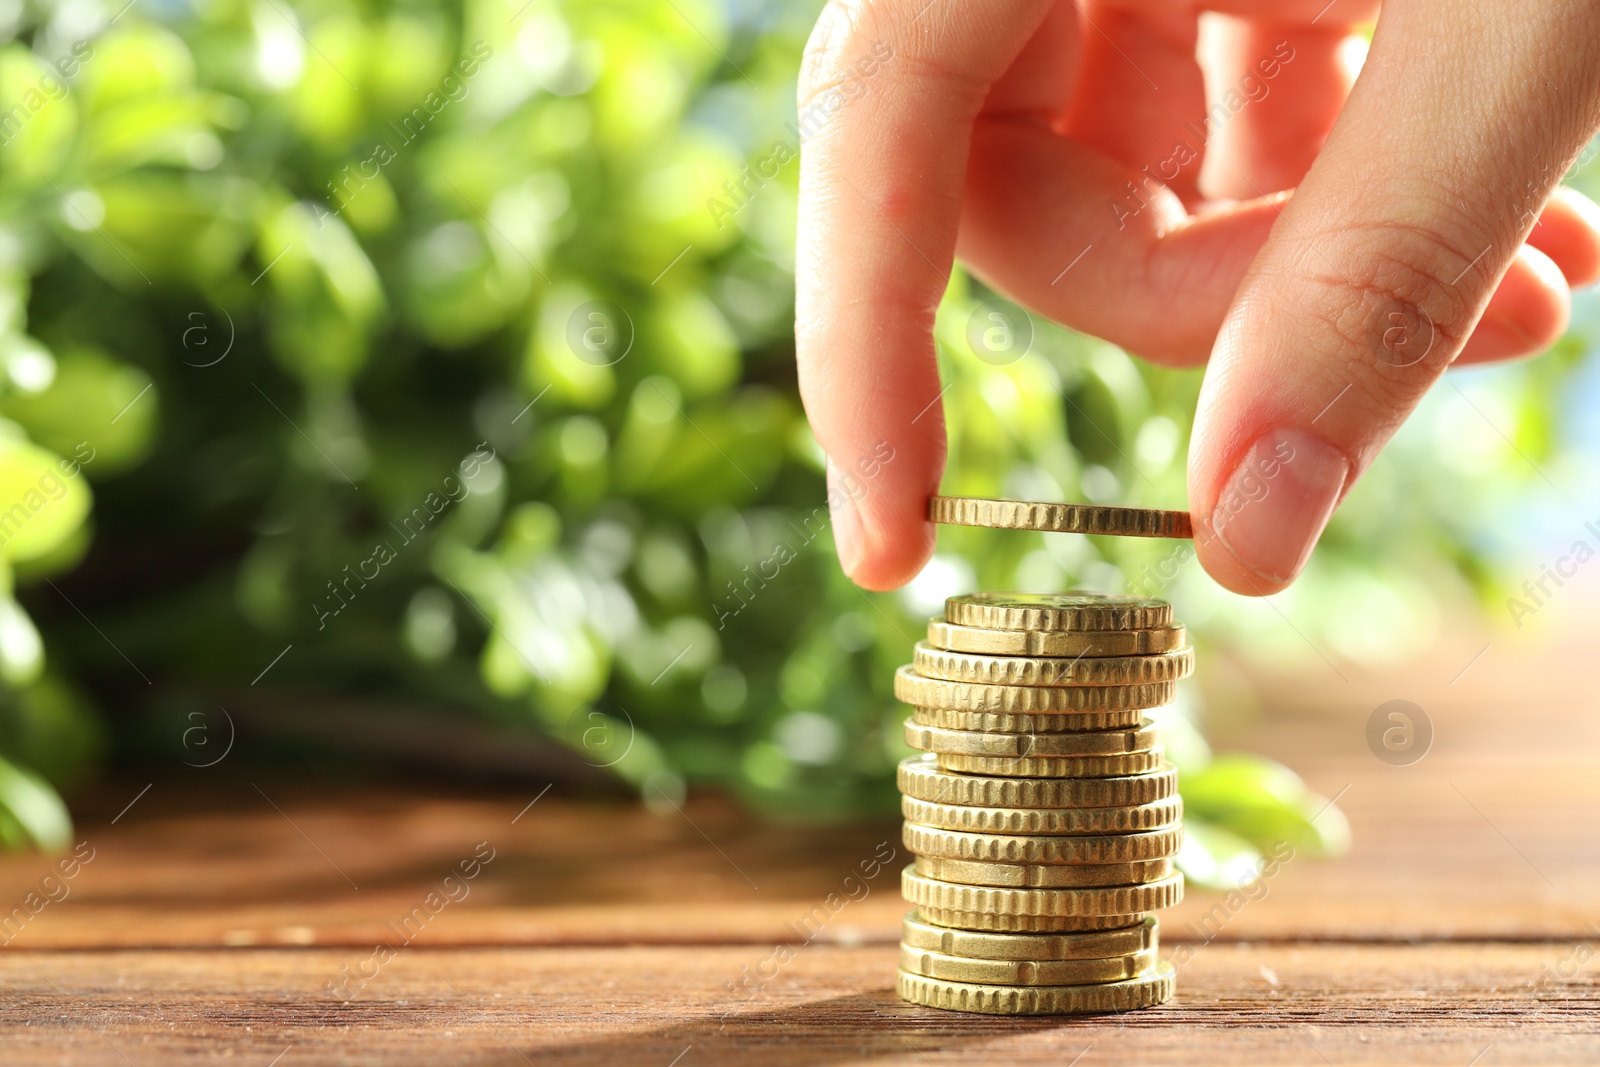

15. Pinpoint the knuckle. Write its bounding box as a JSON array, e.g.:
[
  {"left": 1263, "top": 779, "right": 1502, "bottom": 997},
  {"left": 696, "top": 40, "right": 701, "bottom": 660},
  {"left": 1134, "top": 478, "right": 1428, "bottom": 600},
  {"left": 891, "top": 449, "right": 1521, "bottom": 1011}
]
[{"left": 1300, "top": 220, "right": 1482, "bottom": 381}]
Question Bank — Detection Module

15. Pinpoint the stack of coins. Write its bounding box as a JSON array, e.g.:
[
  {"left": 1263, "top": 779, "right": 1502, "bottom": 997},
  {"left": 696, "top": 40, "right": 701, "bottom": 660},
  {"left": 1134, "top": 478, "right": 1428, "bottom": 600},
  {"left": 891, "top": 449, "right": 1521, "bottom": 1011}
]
[{"left": 893, "top": 591, "right": 1190, "bottom": 1015}]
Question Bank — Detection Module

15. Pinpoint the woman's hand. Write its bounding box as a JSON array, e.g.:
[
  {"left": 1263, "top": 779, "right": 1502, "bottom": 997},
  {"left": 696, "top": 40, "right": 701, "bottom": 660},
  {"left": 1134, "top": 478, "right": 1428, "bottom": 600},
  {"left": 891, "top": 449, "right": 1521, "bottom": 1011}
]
[{"left": 794, "top": 0, "right": 1600, "bottom": 594}]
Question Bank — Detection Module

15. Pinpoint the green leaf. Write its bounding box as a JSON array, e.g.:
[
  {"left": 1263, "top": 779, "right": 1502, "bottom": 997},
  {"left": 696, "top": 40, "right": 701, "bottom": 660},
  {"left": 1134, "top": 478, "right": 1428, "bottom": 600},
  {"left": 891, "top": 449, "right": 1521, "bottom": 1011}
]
[
  {"left": 1182, "top": 753, "right": 1350, "bottom": 857},
  {"left": 77, "top": 25, "right": 197, "bottom": 116},
  {"left": 259, "top": 201, "right": 386, "bottom": 384},
  {"left": 0, "top": 438, "right": 92, "bottom": 562},
  {"left": 1, "top": 346, "right": 155, "bottom": 476},
  {"left": 0, "top": 674, "right": 103, "bottom": 789},
  {"left": 1177, "top": 818, "right": 1263, "bottom": 892},
  {"left": 0, "top": 596, "right": 42, "bottom": 686},
  {"left": 0, "top": 752, "right": 71, "bottom": 851},
  {"left": 83, "top": 91, "right": 228, "bottom": 171},
  {"left": 0, "top": 46, "right": 79, "bottom": 188}
]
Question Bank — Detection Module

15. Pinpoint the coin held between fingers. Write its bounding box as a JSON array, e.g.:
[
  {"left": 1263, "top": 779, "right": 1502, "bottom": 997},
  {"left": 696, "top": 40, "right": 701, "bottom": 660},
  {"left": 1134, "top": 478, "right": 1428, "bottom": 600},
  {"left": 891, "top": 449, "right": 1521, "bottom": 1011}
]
[{"left": 930, "top": 496, "right": 1193, "bottom": 539}]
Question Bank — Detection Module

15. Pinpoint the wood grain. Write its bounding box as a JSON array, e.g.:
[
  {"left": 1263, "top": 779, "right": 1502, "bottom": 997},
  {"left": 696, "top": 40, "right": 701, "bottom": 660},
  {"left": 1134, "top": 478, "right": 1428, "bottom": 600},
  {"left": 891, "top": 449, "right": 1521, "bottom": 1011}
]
[
  {"left": 0, "top": 612, "right": 1598, "bottom": 1061},
  {"left": 1, "top": 770, "right": 1594, "bottom": 950},
  {"left": 2, "top": 943, "right": 1597, "bottom": 1065}
]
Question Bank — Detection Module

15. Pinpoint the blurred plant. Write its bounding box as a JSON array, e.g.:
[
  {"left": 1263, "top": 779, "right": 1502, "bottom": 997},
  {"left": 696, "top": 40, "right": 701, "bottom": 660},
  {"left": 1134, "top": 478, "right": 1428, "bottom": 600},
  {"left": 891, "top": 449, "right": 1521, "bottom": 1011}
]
[{"left": 0, "top": 0, "right": 1592, "bottom": 881}]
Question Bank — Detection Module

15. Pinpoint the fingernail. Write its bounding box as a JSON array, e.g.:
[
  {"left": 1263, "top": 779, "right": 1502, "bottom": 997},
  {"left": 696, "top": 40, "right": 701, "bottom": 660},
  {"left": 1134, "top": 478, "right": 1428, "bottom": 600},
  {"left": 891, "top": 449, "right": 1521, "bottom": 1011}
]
[
  {"left": 1210, "top": 428, "right": 1349, "bottom": 585},
  {"left": 826, "top": 457, "right": 865, "bottom": 578}
]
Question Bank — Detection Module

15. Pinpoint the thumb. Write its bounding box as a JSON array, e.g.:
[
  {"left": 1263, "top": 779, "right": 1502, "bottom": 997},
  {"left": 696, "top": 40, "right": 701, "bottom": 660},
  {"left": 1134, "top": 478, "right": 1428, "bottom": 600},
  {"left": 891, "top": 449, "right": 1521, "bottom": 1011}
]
[{"left": 1189, "top": 0, "right": 1600, "bottom": 595}]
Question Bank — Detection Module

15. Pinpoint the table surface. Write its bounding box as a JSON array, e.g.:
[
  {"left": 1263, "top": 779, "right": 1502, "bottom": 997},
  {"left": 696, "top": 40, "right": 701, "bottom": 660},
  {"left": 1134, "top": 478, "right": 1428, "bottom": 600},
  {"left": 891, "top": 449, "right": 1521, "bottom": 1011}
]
[{"left": 3, "top": 621, "right": 1599, "bottom": 1065}]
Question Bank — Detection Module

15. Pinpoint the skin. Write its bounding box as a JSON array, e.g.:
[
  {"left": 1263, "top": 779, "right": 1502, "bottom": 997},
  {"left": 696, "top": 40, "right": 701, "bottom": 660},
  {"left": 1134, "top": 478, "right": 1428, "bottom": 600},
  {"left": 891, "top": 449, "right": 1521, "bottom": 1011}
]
[{"left": 794, "top": 0, "right": 1600, "bottom": 595}]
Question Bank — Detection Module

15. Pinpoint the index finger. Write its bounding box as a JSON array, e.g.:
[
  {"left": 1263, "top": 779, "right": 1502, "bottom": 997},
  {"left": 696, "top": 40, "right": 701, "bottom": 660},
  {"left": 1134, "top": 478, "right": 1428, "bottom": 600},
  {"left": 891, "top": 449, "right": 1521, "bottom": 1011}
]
[{"left": 795, "top": 0, "right": 1056, "bottom": 591}]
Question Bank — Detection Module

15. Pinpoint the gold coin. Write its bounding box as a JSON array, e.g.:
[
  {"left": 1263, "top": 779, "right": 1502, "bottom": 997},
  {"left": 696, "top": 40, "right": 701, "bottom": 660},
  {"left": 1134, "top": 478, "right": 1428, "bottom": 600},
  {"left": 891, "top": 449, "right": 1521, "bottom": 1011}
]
[
  {"left": 910, "top": 706, "right": 1146, "bottom": 733},
  {"left": 913, "top": 643, "right": 1194, "bottom": 687},
  {"left": 894, "top": 666, "right": 1174, "bottom": 713},
  {"left": 946, "top": 592, "right": 1173, "bottom": 632},
  {"left": 897, "top": 964, "right": 1175, "bottom": 1015},
  {"left": 903, "top": 720, "right": 1160, "bottom": 759},
  {"left": 900, "top": 943, "right": 1160, "bottom": 986},
  {"left": 913, "top": 906, "right": 1144, "bottom": 933},
  {"left": 929, "top": 619, "right": 1188, "bottom": 657},
  {"left": 902, "top": 796, "right": 1181, "bottom": 835},
  {"left": 914, "top": 857, "right": 1174, "bottom": 888},
  {"left": 902, "top": 911, "right": 1158, "bottom": 960},
  {"left": 930, "top": 497, "right": 1193, "bottom": 541},
  {"left": 897, "top": 756, "right": 1178, "bottom": 808},
  {"left": 936, "top": 750, "right": 1165, "bottom": 777},
  {"left": 901, "top": 867, "right": 1184, "bottom": 917},
  {"left": 904, "top": 822, "right": 1183, "bottom": 864}
]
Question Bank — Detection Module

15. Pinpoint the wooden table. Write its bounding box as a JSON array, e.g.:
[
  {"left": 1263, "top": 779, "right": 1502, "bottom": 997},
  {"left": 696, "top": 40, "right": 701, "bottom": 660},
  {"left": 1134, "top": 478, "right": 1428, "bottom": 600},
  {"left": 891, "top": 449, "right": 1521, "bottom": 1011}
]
[{"left": 2, "top": 622, "right": 1598, "bottom": 1064}]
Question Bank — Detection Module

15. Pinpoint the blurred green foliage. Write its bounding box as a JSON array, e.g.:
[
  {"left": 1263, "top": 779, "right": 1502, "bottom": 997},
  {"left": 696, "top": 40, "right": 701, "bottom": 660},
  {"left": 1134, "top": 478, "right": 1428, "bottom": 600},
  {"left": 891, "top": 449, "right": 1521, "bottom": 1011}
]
[{"left": 0, "top": 0, "right": 1590, "bottom": 880}]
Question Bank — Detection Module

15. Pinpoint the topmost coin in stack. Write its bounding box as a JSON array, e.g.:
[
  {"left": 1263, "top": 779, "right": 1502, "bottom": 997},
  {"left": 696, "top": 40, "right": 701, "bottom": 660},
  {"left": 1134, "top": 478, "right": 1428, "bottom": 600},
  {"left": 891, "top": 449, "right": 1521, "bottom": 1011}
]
[{"left": 893, "top": 591, "right": 1190, "bottom": 1015}]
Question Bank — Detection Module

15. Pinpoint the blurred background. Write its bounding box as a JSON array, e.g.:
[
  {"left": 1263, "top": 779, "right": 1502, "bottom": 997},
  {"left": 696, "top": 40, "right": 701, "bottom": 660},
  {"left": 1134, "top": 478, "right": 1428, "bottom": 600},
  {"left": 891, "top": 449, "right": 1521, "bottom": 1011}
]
[{"left": 0, "top": 0, "right": 1596, "bottom": 887}]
